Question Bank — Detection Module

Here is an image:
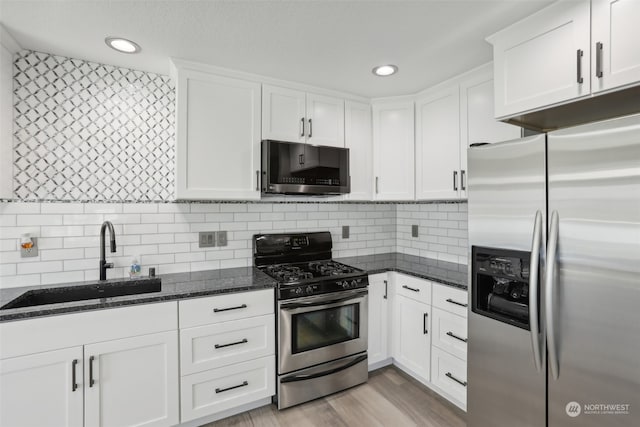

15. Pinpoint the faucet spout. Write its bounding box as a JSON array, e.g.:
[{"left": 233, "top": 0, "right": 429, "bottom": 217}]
[{"left": 99, "top": 221, "right": 117, "bottom": 281}]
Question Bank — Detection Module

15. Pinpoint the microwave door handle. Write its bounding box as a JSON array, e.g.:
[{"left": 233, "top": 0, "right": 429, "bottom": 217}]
[
  {"left": 529, "top": 210, "right": 543, "bottom": 373},
  {"left": 281, "top": 291, "right": 367, "bottom": 309},
  {"left": 280, "top": 354, "right": 367, "bottom": 383}
]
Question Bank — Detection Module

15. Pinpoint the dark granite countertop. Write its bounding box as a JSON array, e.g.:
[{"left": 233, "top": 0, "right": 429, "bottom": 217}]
[
  {"left": 335, "top": 253, "right": 468, "bottom": 290},
  {"left": 0, "top": 267, "right": 276, "bottom": 322},
  {"left": 0, "top": 253, "right": 467, "bottom": 323}
]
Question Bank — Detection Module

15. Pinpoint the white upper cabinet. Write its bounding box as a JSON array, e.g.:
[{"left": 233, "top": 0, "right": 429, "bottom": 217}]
[
  {"left": 415, "top": 86, "right": 460, "bottom": 201},
  {"left": 262, "top": 85, "right": 345, "bottom": 147},
  {"left": 262, "top": 85, "right": 306, "bottom": 143},
  {"left": 174, "top": 65, "right": 261, "bottom": 200},
  {"left": 591, "top": 0, "right": 640, "bottom": 93},
  {"left": 306, "top": 93, "right": 345, "bottom": 147},
  {"left": 344, "top": 101, "right": 372, "bottom": 200},
  {"left": 372, "top": 99, "right": 415, "bottom": 201},
  {"left": 488, "top": 0, "right": 591, "bottom": 118}
]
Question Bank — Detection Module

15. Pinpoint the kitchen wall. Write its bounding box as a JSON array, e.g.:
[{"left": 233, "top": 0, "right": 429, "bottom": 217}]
[{"left": 0, "top": 51, "right": 469, "bottom": 289}]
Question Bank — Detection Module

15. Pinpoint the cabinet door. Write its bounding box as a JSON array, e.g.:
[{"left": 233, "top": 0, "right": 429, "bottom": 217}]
[
  {"left": 176, "top": 69, "right": 261, "bottom": 200},
  {"left": 459, "top": 66, "right": 521, "bottom": 198},
  {"left": 393, "top": 295, "right": 431, "bottom": 381},
  {"left": 592, "top": 0, "right": 640, "bottom": 93},
  {"left": 262, "top": 85, "right": 306, "bottom": 143},
  {"left": 372, "top": 100, "right": 415, "bottom": 201},
  {"left": 0, "top": 346, "right": 84, "bottom": 427},
  {"left": 306, "top": 93, "right": 345, "bottom": 147},
  {"left": 415, "top": 86, "right": 460, "bottom": 200},
  {"left": 367, "top": 274, "right": 389, "bottom": 367},
  {"left": 84, "top": 330, "right": 179, "bottom": 427},
  {"left": 344, "top": 101, "right": 373, "bottom": 200},
  {"left": 488, "top": 0, "right": 591, "bottom": 118}
]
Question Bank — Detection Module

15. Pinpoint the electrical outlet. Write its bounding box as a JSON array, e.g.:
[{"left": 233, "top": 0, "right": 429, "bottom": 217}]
[
  {"left": 216, "top": 230, "right": 227, "bottom": 247},
  {"left": 198, "top": 231, "right": 216, "bottom": 248},
  {"left": 342, "top": 225, "right": 350, "bottom": 239},
  {"left": 412, "top": 225, "right": 419, "bottom": 238}
]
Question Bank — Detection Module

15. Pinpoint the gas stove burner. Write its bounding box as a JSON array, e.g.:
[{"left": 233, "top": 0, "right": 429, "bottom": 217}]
[
  {"left": 308, "top": 261, "right": 357, "bottom": 276},
  {"left": 265, "top": 265, "right": 313, "bottom": 283}
]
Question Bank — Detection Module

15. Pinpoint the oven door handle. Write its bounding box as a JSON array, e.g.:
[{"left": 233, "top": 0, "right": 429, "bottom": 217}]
[
  {"left": 280, "top": 354, "right": 367, "bottom": 383},
  {"left": 280, "top": 290, "right": 367, "bottom": 310}
]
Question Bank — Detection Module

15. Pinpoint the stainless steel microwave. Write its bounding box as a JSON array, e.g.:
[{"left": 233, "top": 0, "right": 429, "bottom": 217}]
[{"left": 261, "top": 140, "right": 350, "bottom": 195}]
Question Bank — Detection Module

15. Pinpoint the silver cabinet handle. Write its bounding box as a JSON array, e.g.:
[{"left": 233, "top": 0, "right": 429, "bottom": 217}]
[
  {"left": 215, "top": 381, "right": 248, "bottom": 394},
  {"left": 446, "top": 298, "right": 467, "bottom": 308},
  {"left": 596, "top": 42, "right": 603, "bottom": 78},
  {"left": 402, "top": 285, "right": 420, "bottom": 292},
  {"left": 446, "top": 331, "right": 468, "bottom": 343},
  {"left": 213, "top": 304, "right": 247, "bottom": 313},
  {"left": 453, "top": 171, "right": 458, "bottom": 191},
  {"left": 529, "top": 210, "right": 543, "bottom": 372},
  {"left": 71, "top": 359, "right": 78, "bottom": 392},
  {"left": 445, "top": 372, "right": 467, "bottom": 387},
  {"left": 308, "top": 118, "right": 312, "bottom": 138},
  {"left": 546, "top": 210, "right": 560, "bottom": 380},
  {"left": 375, "top": 176, "right": 379, "bottom": 194},
  {"left": 300, "top": 117, "right": 305, "bottom": 137},
  {"left": 383, "top": 280, "right": 388, "bottom": 299},
  {"left": 255, "top": 170, "right": 260, "bottom": 191},
  {"left": 461, "top": 170, "right": 466, "bottom": 191},
  {"left": 89, "top": 356, "right": 95, "bottom": 387},
  {"left": 423, "top": 312, "right": 428, "bottom": 334},
  {"left": 215, "top": 338, "right": 248, "bottom": 349},
  {"left": 576, "top": 49, "right": 584, "bottom": 84}
]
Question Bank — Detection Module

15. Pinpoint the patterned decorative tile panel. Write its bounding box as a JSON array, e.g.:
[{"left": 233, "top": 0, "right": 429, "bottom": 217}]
[{"left": 13, "top": 51, "right": 175, "bottom": 201}]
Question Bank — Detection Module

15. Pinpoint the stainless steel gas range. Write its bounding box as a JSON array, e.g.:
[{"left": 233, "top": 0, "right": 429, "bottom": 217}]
[{"left": 253, "top": 231, "right": 368, "bottom": 409}]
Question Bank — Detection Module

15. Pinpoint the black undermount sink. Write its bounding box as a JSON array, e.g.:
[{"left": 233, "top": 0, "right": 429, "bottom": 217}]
[{"left": 0, "top": 278, "right": 162, "bottom": 310}]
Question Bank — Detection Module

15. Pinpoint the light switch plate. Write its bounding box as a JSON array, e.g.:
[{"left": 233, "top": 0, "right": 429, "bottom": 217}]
[
  {"left": 216, "top": 231, "right": 227, "bottom": 247},
  {"left": 342, "top": 225, "right": 350, "bottom": 239},
  {"left": 198, "top": 231, "right": 216, "bottom": 248},
  {"left": 412, "top": 225, "right": 419, "bottom": 238}
]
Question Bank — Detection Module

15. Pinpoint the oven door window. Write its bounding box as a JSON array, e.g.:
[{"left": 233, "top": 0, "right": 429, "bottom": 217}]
[{"left": 291, "top": 303, "right": 360, "bottom": 354}]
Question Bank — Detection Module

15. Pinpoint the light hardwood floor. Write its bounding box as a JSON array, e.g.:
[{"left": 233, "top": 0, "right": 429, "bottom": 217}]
[{"left": 206, "top": 366, "right": 467, "bottom": 427}]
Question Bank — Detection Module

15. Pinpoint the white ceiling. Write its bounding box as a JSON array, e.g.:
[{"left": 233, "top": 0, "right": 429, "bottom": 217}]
[{"left": 0, "top": 0, "right": 553, "bottom": 98}]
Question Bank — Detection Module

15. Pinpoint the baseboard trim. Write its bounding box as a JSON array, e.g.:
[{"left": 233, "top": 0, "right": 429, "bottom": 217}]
[{"left": 367, "top": 357, "right": 393, "bottom": 371}]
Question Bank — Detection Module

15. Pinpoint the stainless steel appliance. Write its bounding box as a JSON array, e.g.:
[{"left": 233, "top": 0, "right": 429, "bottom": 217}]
[
  {"left": 261, "top": 140, "right": 350, "bottom": 195},
  {"left": 467, "top": 113, "right": 640, "bottom": 427},
  {"left": 253, "top": 232, "right": 368, "bottom": 409}
]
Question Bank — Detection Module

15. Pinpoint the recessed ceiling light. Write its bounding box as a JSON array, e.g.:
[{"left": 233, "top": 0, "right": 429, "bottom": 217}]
[
  {"left": 372, "top": 64, "right": 398, "bottom": 77},
  {"left": 105, "top": 37, "right": 141, "bottom": 54}
]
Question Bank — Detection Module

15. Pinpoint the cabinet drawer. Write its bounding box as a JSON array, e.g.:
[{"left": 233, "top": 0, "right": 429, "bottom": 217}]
[
  {"left": 432, "top": 284, "right": 468, "bottom": 318},
  {"left": 180, "top": 314, "right": 275, "bottom": 375},
  {"left": 431, "top": 347, "right": 467, "bottom": 406},
  {"left": 179, "top": 289, "right": 274, "bottom": 328},
  {"left": 394, "top": 274, "right": 431, "bottom": 305},
  {"left": 431, "top": 308, "right": 467, "bottom": 361},
  {"left": 180, "top": 355, "right": 275, "bottom": 422}
]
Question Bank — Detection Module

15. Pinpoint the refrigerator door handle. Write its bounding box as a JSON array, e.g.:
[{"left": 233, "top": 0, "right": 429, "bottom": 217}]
[
  {"left": 545, "top": 210, "right": 560, "bottom": 380},
  {"left": 529, "top": 210, "right": 543, "bottom": 372}
]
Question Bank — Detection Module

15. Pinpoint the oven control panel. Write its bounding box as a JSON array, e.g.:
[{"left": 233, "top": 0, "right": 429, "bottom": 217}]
[{"left": 279, "top": 276, "right": 368, "bottom": 300}]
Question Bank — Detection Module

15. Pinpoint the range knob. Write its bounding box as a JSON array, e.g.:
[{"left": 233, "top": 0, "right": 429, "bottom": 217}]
[
  {"left": 306, "top": 286, "right": 314, "bottom": 294},
  {"left": 351, "top": 280, "right": 358, "bottom": 287},
  {"left": 342, "top": 281, "right": 350, "bottom": 289},
  {"left": 294, "top": 287, "right": 303, "bottom": 295}
]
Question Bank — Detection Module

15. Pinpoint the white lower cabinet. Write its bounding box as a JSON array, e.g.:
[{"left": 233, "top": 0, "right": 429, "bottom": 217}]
[
  {"left": 372, "top": 273, "right": 468, "bottom": 410},
  {"left": 0, "top": 346, "right": 84, "bottom": 427},
  {"left": 180, "top": 355, "right": 275, "bottom": 422},
  {"left": 84, "top": 331, "right": 179, "bottom": 427}
]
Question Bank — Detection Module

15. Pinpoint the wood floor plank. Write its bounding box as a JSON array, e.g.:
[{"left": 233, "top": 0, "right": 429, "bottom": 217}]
[{"left": 208, "top": 366, "right": 466, "bottom": 427}]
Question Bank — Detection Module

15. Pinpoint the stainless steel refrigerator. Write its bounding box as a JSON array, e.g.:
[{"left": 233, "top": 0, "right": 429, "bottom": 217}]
[{"left": 467, "top": 113, "right": 640, "bottom": 427}]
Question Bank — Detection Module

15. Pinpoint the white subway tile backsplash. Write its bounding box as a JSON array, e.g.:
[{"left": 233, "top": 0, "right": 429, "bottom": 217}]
[
  {"left": 123, "top": 224, "right": 158, "bottom": 235},
  {"left": 41, "top": 271, "right": 84, "bottom": 285},
  {"left": 0, "top": 274, "right": 41, "bottom": 288},
  {"left": 64, "top": 214, "right": 104, "bottom": 225},
  {"left": 40, "top": 248, "right": 85, "bottom": 261},
  {"left": 83, "top": 203, "right": 123, "bottom": 214},
  {"left": 40, "top": 203, "right": 84, "bottom": 214},
  {"left": 0, "top": 264, "right": 16, "bottom": 277},
  {"left": 0, "top": 215, "right": 17, "bottom": 227},
  {"left": 17, "top": 261, "right": 63, "bottom": 275},
  {"left": 122, "top": 204, "right": 159, "bottom": 214}
]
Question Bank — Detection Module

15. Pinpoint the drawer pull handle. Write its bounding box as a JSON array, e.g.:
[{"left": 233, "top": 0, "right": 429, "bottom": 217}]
[
  {"left": 445, "top": 372, "right": 467, "bottom": 387},
  {"left": 446, "top": 331, "right": 468, "bottom": 343},
  {"left": 89, "top": 356, "right": 95, "bottom": 387},
  {"left": 214, "top": 338, "right": 248, "bottom": 349},
  {"left": 446, "top": 298, "right": 467, "bottom": 308},
  {"left": 71, "top": 359, "right": 78, "bottom": 392},
  {"left": 423, "top": 312, "right": 429, "bottom": 334},
  {"left": 213, "top": 304, "right": 247, "bottom": 313},
  {"left": 216, "top": 380, "right": 249, "bottom": 394},
  {"left": 383, "top": 280, "right": 388, "bottom": 299},
  {"left": 402, "top": 285, "right": 420, "bottom": 292}
]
